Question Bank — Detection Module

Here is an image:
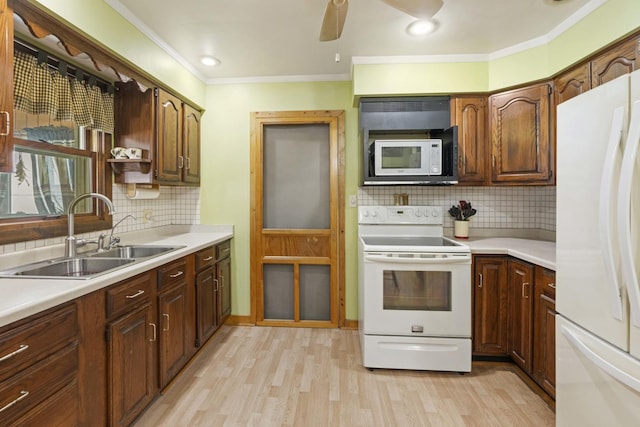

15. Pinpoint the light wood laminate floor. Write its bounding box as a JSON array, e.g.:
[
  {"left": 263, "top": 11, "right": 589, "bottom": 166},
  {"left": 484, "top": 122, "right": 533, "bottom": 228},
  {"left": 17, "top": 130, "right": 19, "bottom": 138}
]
[{"left": 135, "top": 326, "right": 554, "bottom": 427}]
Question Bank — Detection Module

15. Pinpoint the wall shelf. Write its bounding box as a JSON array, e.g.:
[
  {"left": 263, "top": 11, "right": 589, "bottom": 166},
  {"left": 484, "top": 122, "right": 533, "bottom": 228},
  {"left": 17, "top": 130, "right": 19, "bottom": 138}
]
[{"left": 107, "top": 158, "right": 152, "bottom": 174}]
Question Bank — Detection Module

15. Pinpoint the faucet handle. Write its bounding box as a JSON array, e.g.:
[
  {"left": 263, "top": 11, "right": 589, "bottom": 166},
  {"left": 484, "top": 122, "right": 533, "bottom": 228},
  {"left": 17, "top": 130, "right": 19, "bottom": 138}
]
[{"left": 108, "top": 236, "right": 121, "bottom": 250}]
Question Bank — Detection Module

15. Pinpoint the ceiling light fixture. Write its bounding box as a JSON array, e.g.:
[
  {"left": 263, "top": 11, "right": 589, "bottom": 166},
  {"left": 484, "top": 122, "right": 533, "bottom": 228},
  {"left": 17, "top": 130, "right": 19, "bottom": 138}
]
[
  {"left": 200, "top": 55, "right": 220, "bottom": 66},
  {"left": 406, "top": 19, "right": 438, "bottom": 36}
]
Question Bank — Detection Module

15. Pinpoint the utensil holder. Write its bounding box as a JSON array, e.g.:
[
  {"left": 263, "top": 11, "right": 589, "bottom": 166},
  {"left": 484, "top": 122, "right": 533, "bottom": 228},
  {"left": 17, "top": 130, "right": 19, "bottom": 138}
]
[{"left": 454, "top": 220, "right": 469, "bottom": 239}]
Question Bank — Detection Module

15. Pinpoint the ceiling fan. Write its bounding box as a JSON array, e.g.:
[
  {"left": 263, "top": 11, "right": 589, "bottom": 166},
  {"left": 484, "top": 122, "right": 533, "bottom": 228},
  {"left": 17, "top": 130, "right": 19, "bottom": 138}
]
[{"left": 319, "top": 0, "right": 444, "bottom": 41}]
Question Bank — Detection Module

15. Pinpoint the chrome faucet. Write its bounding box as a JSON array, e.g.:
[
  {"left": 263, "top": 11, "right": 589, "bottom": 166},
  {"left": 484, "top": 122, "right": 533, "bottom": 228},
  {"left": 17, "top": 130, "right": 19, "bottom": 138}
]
[
  {"left": 104, "top": 214, "right": 137, "bottom": 251},
  {"left": 65, "top": 193, "right": 116, "bottom": 257}
]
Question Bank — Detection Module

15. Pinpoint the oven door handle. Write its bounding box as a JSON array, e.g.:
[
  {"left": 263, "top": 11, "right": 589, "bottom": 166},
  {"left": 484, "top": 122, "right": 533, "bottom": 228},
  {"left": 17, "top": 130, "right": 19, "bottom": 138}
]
[{"left": 364, "top": 254, "right": 470, "bottom": 264}]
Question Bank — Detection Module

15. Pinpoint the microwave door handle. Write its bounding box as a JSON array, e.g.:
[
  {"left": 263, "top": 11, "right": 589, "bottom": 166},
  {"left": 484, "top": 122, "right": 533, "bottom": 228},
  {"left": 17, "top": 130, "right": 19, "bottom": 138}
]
[
  {"left": 364, "top": 254, "right": 470, "bottom": 264},
  {"left": 600, "top": 106, "right": 625, "bottom": 321},
  {"left": 617, "top": 101, "right": 640, "bottom": 327}
]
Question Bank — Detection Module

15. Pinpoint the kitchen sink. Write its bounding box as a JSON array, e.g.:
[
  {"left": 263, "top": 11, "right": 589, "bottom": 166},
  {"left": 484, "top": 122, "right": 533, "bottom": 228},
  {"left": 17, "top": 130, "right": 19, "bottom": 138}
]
[
  {"left": 0, "top": 257, "right": 135, "bottom": 279},
  {"left": 88, "top": 245, "right": 184, "bottom": 259}
]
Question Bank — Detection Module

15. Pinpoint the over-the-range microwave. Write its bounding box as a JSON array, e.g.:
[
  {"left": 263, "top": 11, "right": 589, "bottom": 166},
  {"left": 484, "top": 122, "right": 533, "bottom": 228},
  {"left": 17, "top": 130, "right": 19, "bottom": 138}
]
[{"left": 365, "top": 127, "right": 458, "bottom": 185}]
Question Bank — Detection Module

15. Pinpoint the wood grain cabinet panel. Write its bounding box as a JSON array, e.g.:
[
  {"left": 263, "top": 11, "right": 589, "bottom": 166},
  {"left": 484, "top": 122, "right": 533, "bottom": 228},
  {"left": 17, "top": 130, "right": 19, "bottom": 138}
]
[
  {"left": 489, "top": 83, "right": 553, "bottom": 184},
  {"left": 555, "top": 62, "right": 591, "bottom": 105},
  {"left": 0, "top": 0, "right": 13, "bottom": 173},
  {"left": 534, "top": 266, "right": 556, "bottom": 399},
  {"left": 158, "top": 281, "right": 189, "bottom": 389},
  {"left": 472, "top": 256, "right": 508, "bottom": 356},
  {"left": 451, "top": 97, "right": 487, "bottom": 184},
  {"left": 107, "top": 302, "right": 156, "bottom": 427},
  {"left": 507, "top": 258, "right": 534, "bottom": 374},
  {"left": 591, "top": 36, "right": 640, "bottom": 88}
]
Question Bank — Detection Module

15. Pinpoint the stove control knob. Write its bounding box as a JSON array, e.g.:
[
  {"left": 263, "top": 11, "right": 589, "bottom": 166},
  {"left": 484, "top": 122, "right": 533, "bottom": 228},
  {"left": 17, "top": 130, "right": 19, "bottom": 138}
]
[
  {"left": 362, "top": 211, "right": 369, "bottom": 217},
  {"left": 432, "top": 210, "right": 439, "bottom": 217},
  {"left": 371, "top": 211, "right": 378, "bottom": 217},
  {"left": 415, "top": 210, "right": 422, "bottom": 217}
]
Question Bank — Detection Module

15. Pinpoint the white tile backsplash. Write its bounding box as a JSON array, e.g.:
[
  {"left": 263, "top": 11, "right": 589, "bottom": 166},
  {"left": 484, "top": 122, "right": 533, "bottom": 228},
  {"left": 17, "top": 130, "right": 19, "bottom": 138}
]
[
  {"left": 358, "top": 186, "right": 556, "bottom": 232},
  {"left": 0, "top": 184, "right": 201, "bottom": 254}
]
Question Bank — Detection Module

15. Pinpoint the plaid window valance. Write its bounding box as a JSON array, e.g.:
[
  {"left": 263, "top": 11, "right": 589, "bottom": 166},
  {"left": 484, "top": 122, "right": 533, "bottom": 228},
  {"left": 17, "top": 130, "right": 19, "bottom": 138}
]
[{"left": 13, "top": 50, "right": 114, "bottom": 133}]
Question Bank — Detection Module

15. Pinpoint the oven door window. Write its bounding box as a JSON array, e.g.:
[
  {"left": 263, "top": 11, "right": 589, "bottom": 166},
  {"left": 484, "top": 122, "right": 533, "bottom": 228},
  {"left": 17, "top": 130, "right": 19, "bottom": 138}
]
[{"left": 383, "top": 270, "right": 451, "bottom": 311}]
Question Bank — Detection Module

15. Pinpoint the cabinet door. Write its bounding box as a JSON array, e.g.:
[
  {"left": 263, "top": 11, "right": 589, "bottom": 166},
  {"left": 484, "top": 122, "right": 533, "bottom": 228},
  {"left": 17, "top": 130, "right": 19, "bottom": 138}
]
[
  {"left": 0, "top": 0, "right": 13, "bottom": 173},
  {"left": 473, "top": 256, "right": 508, "bottom": 355},
  {"left": 217, "top": 256, "right": 231, "bottom": 323},
  {"left": 156, "top": 89, "right": 183, "bottom": 183},
  {"left": 196, "top": 266, "right": 218, "bottom": 346},
  {"left": 555, "top": 63, "right": 591, "bottom": 105},
  {"left": 107, "top": 303, "right": 156, "bottom": 427},
  {"left": 591, "top": 36, "right": 640, "bottom": 88},
  {"left": 158, "top": 283, "right": 189, "bottom": 389},
  {"left": 452, "top": 97, "right": 486, "bottom": 184},
  {"left": 507, "top": 259, "right": 534, "bottom": 374},
  {"left": 489, "top": 83, "right": 553, "bottom": 184},
  {"left": 183, "top": 104, "right": 201, "bottom": 184},
  {"left": 534, "top": 267, "right": 556, "bottom": 399}
]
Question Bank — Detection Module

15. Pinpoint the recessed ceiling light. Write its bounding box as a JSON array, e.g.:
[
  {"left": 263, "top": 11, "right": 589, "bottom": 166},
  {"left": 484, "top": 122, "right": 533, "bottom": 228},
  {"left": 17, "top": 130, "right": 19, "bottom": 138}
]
[
  {"left": 406, "top": 19, "right": 438, "bottom": 36},
  {"left": 200, "top": 55, "right": 220, "bottom": 66}
]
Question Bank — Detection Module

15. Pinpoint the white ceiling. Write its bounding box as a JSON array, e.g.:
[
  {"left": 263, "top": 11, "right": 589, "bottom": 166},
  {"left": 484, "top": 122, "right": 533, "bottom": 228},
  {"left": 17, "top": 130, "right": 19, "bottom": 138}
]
[{"left": 104, "top": 0, "right": 601, "bottom": 83}]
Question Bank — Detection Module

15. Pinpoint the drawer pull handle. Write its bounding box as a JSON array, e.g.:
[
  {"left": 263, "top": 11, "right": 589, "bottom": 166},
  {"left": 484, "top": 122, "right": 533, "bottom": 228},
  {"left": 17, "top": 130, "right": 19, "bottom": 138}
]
[
  {"left": 163, "top": 313, "right": 170, "bottom": 331},
  {"left": 478, "top": 273, "right": 483, "bottom": 288},
  {"left": 549, "top": 283, "right": 556, "bottom": 289},
  {"left": 522, "top": 282, "right": 530, "bottom": 299},
  {"left": 169, "top": 271, "right": 184, "bottom": 278},
  {"left": 125, "top": 289, "right": 145, "bottom": 299},
  {"left": 214, "top": 278, "right": 219, "bottom": 292},
  {"left": 203, "top": 256, "right": 214, "bottom": 261},
  {"left": 149, "top": 323, "right": 157, "bottom": 342},
  {"left": 0, "top": 390, "right": 29, "bottom": 413},
  {"left": 0, "top": 344, "right": 29, "bottom": 362}
]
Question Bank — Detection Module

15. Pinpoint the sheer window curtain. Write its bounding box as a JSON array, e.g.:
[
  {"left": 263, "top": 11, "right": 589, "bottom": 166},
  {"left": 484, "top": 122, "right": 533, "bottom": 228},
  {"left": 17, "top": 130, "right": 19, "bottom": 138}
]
[{"left": 12, "top": 49, "right": 114, "bottom": 214}]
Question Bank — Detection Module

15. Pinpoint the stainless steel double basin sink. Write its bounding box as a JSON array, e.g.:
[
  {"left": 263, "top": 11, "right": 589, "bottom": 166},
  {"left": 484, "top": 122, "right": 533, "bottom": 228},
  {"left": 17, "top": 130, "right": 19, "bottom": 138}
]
[{"left": 0, "top": 245, "right": 185, "bottom": 280}]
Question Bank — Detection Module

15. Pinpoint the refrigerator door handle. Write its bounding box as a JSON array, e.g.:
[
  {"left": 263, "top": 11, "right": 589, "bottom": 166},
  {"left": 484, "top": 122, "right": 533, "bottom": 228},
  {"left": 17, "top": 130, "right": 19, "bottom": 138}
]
[
  {"left": 600, "top": 106, "right": 625, "bottom": 321},
  {"left": 617, "top": 101, "right": 640, "bottom": 327},
  {"left": 561, "top": 324, "right": 640, "bottom": 393}
]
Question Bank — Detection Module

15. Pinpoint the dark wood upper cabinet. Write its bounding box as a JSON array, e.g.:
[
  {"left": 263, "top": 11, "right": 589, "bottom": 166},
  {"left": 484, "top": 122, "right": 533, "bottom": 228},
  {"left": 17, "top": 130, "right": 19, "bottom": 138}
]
[
  {"left": 489, "top": 83, "right": 553, "bottom": 184},
  {"left": 555, "top": 62, "right": 591, "bottom": 105},
  {"left": 451, "top": 96, "right": 487, "bottom": 184},
  {"left": 0, "top": 0, "right": 12, "bottom": 173},
  {"left": 182, "top": 103, "right": 201, "bottom": 185},
  {"left": 591, "top": 36, "right": 640, "bottom": 88},
  {"left": 156, "top": 89, "right": 183, "bottom": 183}
]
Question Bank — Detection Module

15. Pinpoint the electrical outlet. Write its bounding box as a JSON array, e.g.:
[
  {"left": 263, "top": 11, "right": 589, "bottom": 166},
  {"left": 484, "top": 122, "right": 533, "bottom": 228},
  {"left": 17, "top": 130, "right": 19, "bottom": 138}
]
[
  {"left": 143, "top": 209, "right": 153, "bottom": 224},
  {"left": 349, "top": 195, "right": 357, "bottom": 208}
]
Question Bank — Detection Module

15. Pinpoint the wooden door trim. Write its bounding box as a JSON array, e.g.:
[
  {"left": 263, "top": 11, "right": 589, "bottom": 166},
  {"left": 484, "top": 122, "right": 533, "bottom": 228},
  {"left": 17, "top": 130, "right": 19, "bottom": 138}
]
[{"left": 249, "top": 110, "right": 345, "bottom": 327}]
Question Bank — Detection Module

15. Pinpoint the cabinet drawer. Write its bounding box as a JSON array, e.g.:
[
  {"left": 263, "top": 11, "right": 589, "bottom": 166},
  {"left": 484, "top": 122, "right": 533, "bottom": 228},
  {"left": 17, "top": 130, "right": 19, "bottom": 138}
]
[
  {"left": 106, "top": 271, "right": 154, "bottom": 318},
  {"left": 0, "top": 343, "right": 78, "bottom": 425},
  {"left": 0, "top": 304, "right": 77, "bottom": 383},
  {"left": 195, "top": 246, "right": 215, "bottom": 271},
  {"left": 158, "top": 258, "right": 188, "bottom": 290},
  {"left": 536, "top": 266, "right": 556, "bottom": 301},
  {"left": 216, "top": 240, "right": 231, "bottom": 260},
  {"left": 7, "top": 378, "right": 78, "bottom": 427}
]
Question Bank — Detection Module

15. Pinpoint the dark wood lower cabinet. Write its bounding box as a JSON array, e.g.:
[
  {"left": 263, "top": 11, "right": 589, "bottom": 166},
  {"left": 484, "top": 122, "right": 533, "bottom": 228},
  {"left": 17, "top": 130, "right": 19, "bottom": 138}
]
[
  {"left": 107, "top": 302, "right": 156, "bottom": 427},
  {"left": 158, "top": 282, "right": 190, "bottom": 389},
  {"left": 196, "top": 266, "right": 218, "bottom": 346},
  {"left": 472, "top": 256, "right": 508, "bottom": 355},
  {"left": 473, "top": 256, "right": 556, "bottom": 399},
  {"left": 507, "top": 258, "right": 534, "bottom": 374},
  {"left": 217, "top": 254, "right": 231, "bottom": 324},
  {"left": 533, "top": 266, "right": 556, "bottom": 399}
]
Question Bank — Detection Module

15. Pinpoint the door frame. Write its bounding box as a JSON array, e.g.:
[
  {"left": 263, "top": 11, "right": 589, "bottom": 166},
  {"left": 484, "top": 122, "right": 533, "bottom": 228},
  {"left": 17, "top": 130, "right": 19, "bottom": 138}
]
[{"left": 249, "top": 110, "right": 345, "bottom": 327}]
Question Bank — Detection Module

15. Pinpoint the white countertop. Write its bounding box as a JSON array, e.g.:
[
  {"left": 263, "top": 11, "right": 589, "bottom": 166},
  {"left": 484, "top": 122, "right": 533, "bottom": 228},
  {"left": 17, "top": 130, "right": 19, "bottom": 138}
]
[
  {"left": 459, "top": 237, "right": 556, "bottom": 271},
  {"left": 0, "top": 224, "right": 233, "bottom": 328}
]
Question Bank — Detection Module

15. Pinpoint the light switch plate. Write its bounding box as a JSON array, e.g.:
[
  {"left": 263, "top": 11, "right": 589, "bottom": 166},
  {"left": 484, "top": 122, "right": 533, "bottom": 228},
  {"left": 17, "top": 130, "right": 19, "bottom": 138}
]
[{"left": 349, "top": 195, "right": 357, "bottom": 207}]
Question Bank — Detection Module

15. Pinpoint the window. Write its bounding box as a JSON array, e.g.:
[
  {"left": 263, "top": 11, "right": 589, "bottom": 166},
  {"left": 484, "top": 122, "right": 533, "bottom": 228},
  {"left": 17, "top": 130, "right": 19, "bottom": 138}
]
[{"left": 0, "top": 43, "right": 113, "bottom": 245}]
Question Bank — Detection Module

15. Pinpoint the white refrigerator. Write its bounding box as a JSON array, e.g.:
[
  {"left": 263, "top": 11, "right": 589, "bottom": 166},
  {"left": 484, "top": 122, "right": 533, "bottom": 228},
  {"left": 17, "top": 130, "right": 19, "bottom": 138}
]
[{"left": 556, "top": 69, "right": 640, "bottom": 425}]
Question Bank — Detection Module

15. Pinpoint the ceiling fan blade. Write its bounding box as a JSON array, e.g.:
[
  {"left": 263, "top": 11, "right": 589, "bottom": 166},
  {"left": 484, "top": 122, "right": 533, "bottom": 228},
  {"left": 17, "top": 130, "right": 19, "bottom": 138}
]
[
  {"left": 381, "top": 0, "right": 444, "bottom": 20},
  {"left": 319, "top": 0, "right": 349, "bottom": 42}
]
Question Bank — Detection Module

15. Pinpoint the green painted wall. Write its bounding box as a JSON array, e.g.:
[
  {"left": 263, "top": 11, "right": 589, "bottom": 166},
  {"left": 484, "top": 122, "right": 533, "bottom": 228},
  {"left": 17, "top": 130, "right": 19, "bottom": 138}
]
[
  {"left": 200, "top": 82, "right": 359, "bottom": 319},
  {"left": 26, "top": 0, "right": 640, "bottom": 321}
]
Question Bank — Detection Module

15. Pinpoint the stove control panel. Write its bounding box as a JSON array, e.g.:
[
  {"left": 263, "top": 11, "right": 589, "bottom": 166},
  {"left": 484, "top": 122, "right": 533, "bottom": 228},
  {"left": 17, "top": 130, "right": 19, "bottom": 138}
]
[{"left": 358, "top": 206, "right": 443, "bottom": 225}]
